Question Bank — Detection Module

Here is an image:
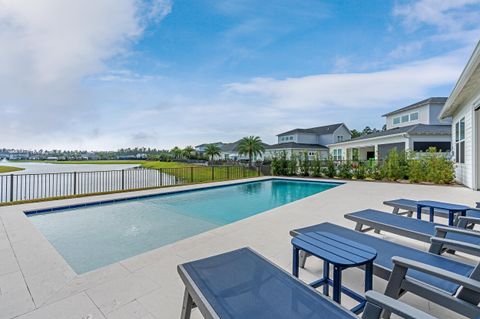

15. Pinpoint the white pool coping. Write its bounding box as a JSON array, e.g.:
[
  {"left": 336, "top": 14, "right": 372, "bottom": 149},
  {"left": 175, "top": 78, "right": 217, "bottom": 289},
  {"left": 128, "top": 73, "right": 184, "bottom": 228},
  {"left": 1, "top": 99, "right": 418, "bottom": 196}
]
[{"left": 0, "top": 177, "right": 478, "bottom": 319}]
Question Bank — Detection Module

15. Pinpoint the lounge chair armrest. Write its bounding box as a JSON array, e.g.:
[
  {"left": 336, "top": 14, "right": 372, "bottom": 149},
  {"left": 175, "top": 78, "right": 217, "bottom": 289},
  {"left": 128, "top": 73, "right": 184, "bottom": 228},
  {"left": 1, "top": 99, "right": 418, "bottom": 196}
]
[
  {"left": 364, "top": 291, "right": 438, "bottom": 319},
  {"left": 434, "top": 226, "right": 480, "bottom": 238},
  {"left": 430, "top": 236, "right": 480, "bottom": 257},
  {"left": 392, "top": 256, "right": 480, "bottom": 293},
  {"left": 458, "top": 216, "right": 480, "bottom": 226}
]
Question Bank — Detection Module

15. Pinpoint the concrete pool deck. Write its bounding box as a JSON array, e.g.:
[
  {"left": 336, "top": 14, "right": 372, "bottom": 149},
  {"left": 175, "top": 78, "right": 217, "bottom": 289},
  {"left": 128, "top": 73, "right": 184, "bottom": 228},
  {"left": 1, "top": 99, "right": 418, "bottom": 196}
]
[{"left": 0, "top": 177, "right": 478, "bottom": 319}]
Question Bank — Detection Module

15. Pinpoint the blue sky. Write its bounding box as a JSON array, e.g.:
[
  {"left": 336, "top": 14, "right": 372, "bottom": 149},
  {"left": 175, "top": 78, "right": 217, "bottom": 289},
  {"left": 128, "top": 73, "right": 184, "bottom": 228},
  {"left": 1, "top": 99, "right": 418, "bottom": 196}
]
[{"left": 1, "top": 0, "right": 480, "bottom": 150}]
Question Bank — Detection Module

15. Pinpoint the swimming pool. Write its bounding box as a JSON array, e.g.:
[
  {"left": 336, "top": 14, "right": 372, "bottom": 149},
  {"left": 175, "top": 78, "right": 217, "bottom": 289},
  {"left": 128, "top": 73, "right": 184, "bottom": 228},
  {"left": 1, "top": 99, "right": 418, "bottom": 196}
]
[{"left": 27, "top": 179, "right": 340, "bottom": 273}]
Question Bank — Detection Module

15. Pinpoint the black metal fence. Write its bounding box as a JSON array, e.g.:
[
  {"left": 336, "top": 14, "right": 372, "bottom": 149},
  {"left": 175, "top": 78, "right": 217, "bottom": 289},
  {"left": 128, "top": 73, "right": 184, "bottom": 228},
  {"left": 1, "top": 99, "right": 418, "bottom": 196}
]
[{"left": 0, "top": 166, "right": 261, "bottom": 204}]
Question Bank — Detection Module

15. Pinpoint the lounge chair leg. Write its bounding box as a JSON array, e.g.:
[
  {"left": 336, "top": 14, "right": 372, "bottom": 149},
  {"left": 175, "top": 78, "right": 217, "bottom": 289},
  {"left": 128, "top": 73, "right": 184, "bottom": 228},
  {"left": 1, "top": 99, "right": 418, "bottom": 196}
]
[
  {"left": 382, "top": 263, "right": 408, "bottom": 319},
  {"left": 299, "top": 250, "right": 309, "bottom": 268},
  {"left": 374, "top": 229, "right": 381, "bottom": 234},
  {"left": 407, "top": 211, "right": 413, "bottom": 218},
  {"left": 181, "top": 288, "right": 194, "bottom": 319},
  {"left": 392, "top": 207, "right": 399, "bottom": 215},
  {"left": 355, "top": 222, "right": 363, "bottom": 231}
]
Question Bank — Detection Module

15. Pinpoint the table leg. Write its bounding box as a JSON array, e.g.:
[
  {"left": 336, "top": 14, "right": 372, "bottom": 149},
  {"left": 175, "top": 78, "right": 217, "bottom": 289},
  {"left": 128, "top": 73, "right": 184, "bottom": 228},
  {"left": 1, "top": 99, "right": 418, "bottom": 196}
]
[
  {"left": 448, "top": 211, "right": 454, "bottom": 226},
  {"left": 365, "top": 262, "right": 373, "bottom": 292},
  {"left": 429, "top": 207, "right": 434, "bottom": 222},
  {"left": 416, "top": 205, "right": 422, "bottom": 220},
  {"left": 292, "top": 247, "right": 299, "bottom": 277},
  {"left": 323, "top": 261, "right": 329, "bottom": 296},
  {"left": 181, "top": 288, "right": 194, "bottom": 319},
  {"left": 333, "top": 265, "right": 342, "bottom": 304}
]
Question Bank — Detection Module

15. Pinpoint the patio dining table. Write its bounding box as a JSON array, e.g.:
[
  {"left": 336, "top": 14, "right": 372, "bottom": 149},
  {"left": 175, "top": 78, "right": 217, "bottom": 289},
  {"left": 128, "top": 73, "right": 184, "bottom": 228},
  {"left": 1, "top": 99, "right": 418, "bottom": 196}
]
[{"left": 416, "top": 200, "right": 470, "bottom": 226}]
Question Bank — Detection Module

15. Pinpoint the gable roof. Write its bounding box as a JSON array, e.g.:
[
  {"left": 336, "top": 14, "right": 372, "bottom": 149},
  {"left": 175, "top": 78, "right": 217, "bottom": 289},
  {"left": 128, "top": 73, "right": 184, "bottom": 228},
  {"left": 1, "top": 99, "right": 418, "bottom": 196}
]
[
  {"left": 265, "top": 142, "right": 328, "bottom": 150},
  {"left": 277, "top": 123, "right": 346, "bottom": 136},
  {"left": 440, "top": 40, "right": 480, "bottom": 118},
  {"left": 329, "top": 124, "right": 451, "bottom": 145},
  {"left": 221, "top": 140, "right": 270, "bottom": 153},
  {"left": 382, "top": 97, "right": 447, "bottom": 117}
]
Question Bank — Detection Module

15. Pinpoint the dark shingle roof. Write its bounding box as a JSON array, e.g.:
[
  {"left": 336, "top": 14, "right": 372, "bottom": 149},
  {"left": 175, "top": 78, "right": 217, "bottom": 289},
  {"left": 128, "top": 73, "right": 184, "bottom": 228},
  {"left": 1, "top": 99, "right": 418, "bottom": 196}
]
[
  {"left": 331, "top": 124, "right": 451, "bottom": 144},
  {"left": 277, "top": 123, "right": 344, "bottom": 136},
  {"left": 221, "top": 140, "right": 269, "bottom": 152},
  {"left": 265, "top": 142, "right": 328, "bottom": 150},
  {"left": 382, "top": 97, "right": 447, "bottom": 117}
]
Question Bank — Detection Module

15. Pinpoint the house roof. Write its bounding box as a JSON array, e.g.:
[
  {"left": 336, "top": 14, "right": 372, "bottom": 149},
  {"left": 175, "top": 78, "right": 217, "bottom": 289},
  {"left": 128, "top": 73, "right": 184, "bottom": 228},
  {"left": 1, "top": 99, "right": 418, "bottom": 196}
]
[
  {"left": 440, "top": 40, "right": 480, "bottom": 118},
  {"left": 195, "top": 142, "right": 223, "bottom": 148},
  {"left": 382, "top": 97, "right": 448, "bottom": 117},
  {"left": 265, "top": 142, "right": 328, "bottom": 150},
  {"left": 329, "top": 124, "right": 451, "bottom": 145},
  {"left": 277, "top": 123, "right": 345, "bottom": 136},
  {"left": 221, "top": 140, "right": 270, "bottom": 153}
]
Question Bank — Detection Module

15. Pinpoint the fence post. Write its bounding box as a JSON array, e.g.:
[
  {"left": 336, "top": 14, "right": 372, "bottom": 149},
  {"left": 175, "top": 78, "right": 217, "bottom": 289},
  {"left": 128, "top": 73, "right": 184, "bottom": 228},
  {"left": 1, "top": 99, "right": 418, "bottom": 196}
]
[
  {"left": 121, "top": 169, "right": 125, "bottom": 190},
  {"left": 9, "top": 174, "right": 14, "bottom": 202},
  {"left": 257, "top": 166, "right": 261, "bottom": 177},
  {"left": 73, "top": 172, "right": 77, "bottom": 195},
  {"left": 243, "top": 167, "right": 246, "bottom": 178},
  {"left": 211, "top": 166, "right": 214, "bottom": 181},
  {"left": 190, "top": 167, "right": 194, "bottom": 183},
  {"left": 227, "top": 166, "right": 230, "bottom": 179},
  {"left": 159, "top": 168, "right": 163, "bottom": 186}
]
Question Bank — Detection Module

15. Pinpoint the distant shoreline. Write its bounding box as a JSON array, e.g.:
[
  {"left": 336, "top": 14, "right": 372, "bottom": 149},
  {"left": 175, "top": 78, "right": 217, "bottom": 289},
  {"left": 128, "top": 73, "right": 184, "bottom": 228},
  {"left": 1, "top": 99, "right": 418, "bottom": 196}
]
[{"left": 0, "top": 166, "right": 25, "bottom": 173}]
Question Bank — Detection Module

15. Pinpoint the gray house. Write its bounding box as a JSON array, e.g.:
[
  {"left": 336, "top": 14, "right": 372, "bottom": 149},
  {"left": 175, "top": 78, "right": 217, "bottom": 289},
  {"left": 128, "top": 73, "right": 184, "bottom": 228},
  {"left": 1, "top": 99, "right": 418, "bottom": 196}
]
[
  {"left": 265, "top": 123, "right": 351, "bottom": 160},
  {"left": 328, "top": 98, "right": 452, "bottom": 160}
]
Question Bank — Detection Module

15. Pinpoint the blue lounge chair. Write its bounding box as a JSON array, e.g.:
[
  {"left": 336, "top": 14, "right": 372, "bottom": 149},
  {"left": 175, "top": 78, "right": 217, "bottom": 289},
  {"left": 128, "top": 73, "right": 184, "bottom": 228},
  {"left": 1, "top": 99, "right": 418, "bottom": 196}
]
[
  {"left": 291, "top": 223, "right": 480, "bottom": 318},
  {"left": 345, "top": 209, "right": 480, "bottom": 254},
  {"left": 177, "top": 247, "right": 438, "bottom": 319},
  {"left": 383, "top": 198, "right": 480, "bottom": 227}
]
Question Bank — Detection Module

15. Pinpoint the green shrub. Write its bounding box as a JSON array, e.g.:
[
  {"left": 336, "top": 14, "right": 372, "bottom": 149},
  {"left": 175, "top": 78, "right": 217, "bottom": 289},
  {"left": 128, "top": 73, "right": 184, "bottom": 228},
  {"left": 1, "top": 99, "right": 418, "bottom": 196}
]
[
  {"left": 338, "top": 160, "right": 353, "bottom": 179},
  {"left": 366, "top": 162, "right": 383, "bottom": 180},
  {"left": 287, "top": 154, "right": 298, "bottom": 176},
  {"left": 298, "top": 152, "right": 310, "bottom": 176},
  {"left": 311, "top": 155, "right": 322, "bottom": 177},
  {"left": 271, "top": 151, "right": 288, "bottom": 175},
  {"left": 408, "top": 159, "right": 425, "bottom": 183},
  {"left": 322, "top": 157, "right": 336, "bottom": 178},
  {"left": 423, "top": 148, "right": 454, "bottom": 184},
  {"left": 353, "top": 161, "right": 367, "bottom": 180},
  {"left": 381, "top": 149, "right": 407, "bottom": 181}
]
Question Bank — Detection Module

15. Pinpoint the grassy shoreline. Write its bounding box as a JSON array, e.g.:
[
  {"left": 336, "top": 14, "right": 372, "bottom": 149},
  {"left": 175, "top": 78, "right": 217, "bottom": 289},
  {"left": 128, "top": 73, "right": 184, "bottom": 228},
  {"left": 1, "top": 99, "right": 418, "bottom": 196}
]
[{"left": 0, "top": 166, "right": 24, "bottom": 173}]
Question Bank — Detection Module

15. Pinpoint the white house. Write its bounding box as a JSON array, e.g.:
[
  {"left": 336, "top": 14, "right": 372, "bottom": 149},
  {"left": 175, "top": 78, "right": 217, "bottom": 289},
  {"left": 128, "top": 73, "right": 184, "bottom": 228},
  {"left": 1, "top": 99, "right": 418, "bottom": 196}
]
[
  {"left": 220, "top": 140, "right": 269, "bottom": 161},
  {"left": 194, "top": 142, "right": 225, "bottom": 154},
  {"left": 265, "top": 123, "right": 351, "bottom": 160},
  {"left": 329, "top": 98, "right": 452, "bottom": 160},
  {"left": 439, "top": 41, "right": 480, "bottom": 190}
]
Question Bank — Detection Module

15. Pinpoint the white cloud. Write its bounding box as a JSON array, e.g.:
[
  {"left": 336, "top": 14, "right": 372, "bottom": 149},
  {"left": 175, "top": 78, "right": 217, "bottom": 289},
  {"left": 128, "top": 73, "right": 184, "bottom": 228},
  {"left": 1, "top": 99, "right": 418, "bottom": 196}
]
[
  {"left": 225, "top": 49, "right": 468, "bottom": 111},
  {"left": 0, "top": 0, "right": 172, "bottom": 148},
  {"left": 394, "top": 0, "right": 480, "bottom": 31}
]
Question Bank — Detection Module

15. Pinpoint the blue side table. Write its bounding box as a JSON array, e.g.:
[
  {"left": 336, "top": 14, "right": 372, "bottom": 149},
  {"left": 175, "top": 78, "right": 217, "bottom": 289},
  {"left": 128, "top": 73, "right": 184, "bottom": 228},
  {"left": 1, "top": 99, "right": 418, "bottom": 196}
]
[
  {"left": 416, "top": 200, "right": 470, "bottom": 226},
  {"left": 292, "top": 231, "right": 377, "bottom": 314}
]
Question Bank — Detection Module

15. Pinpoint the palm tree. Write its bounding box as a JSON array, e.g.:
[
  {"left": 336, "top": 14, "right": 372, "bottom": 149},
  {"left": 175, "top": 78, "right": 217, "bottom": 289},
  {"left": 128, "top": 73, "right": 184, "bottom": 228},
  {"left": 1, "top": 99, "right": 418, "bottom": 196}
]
[
  {"left": 183, "top": 146, "right": 195, "bottom": 159},
  {"left": 171, "top": 146, "right": 183, "bottom": 159},
  {"left": 237, "top": 136, "right": 265, "bottom": 167},
  {"left": 204, "top": 144, "right": 221, "bottom": 165}
]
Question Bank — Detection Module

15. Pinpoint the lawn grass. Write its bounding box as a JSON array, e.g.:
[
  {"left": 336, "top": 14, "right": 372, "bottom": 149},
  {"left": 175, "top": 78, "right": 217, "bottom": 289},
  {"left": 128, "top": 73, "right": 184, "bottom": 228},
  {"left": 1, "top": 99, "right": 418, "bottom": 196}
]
[
  {"left": 0, "top": 166, "right": 24, "bottom": 173},
  {"left": 42, "top": 160, "right": 191, "bottom": 168},
  {"left": 161, "top": 166, "right": 260, "bottom": 183}
]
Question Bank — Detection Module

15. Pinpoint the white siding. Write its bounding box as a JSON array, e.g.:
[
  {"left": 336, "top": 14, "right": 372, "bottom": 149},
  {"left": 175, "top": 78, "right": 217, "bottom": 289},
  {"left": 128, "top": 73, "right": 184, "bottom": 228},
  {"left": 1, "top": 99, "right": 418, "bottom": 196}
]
[
  {"left": 296, "top": 133, "right": 317, "bottom": 144},
  {"left": 386, "top": 104, "right": 429, "bottom": 129},
  {"left": 451, "top": 95, "right": 477, "bottom": 188},
  {"left": 428, "top": 104, "right": 452, "bottom": 125}
]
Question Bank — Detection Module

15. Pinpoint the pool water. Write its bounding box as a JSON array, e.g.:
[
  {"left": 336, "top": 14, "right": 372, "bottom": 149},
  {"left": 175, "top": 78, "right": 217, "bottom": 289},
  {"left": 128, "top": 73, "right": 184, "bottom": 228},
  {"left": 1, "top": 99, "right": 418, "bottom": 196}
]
[{"left": 27, "top": 179, "right": 339, "bottom": 273}]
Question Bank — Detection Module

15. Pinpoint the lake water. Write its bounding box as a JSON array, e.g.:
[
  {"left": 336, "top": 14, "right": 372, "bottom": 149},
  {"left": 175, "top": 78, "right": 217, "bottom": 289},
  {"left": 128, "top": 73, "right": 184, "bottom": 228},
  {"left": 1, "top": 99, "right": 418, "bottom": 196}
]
[{"left": 0, "top": 160, "right": 139, "bottom": 174}]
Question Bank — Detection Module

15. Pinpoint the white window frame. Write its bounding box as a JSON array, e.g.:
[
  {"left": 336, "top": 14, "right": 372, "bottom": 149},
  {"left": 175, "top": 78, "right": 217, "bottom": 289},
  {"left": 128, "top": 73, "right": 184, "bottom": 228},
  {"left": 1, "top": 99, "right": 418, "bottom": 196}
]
[
  {"left": 401, "top": 115, "right": 409, "bottom": 123},
  {"left": 410, "top": 112, "right": 418, "bottom": 121},
  {"left": 455, "top": 117, "right": 465, "bottom": 164}
]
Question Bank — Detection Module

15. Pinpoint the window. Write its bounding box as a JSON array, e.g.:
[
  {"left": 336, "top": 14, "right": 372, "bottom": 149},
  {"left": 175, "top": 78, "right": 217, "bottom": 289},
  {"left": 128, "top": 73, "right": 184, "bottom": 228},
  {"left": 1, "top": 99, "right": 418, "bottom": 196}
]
[
  {"left": 410, "top": 112, "right": 419, "bottom": 121},
  {"left": 401, "top": 115, "right": 409, "bottom": 123},
  {"left": 308, "top": 151, "right": 316, "bottom": 156},
  {"left": 337, "top": 136, "right": 344, "bottom": 142},
  {"left": 290, "top": 136, "right": 294, "bottom": 140},
  {"left": 332, "top": 149, "right": 343, "bottom": 161},
  {"left": 393, "top": 117, "right": 400, "bottom": 125},
  {"left": 455, "top": 117, "right": 465, "bottom": 164}
]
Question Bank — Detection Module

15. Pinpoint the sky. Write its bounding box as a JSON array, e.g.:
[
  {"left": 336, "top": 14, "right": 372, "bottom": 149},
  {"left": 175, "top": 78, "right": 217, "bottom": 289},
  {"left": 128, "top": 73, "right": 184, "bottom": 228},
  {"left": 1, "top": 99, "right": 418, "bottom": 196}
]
[{"left": 1, "top": 0, "right": 480, "bottom": 150}]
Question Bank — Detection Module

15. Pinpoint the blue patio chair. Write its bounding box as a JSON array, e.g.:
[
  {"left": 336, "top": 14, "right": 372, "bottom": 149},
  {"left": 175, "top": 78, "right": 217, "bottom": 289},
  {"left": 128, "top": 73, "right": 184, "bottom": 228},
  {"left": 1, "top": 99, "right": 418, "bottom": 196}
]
[
  {"left": 345, "top": 209, "right": 480, "bottom": 255},
  {"left": 291, "top": 223, "right": 480, "bottom": 318},
  {"left": 383, "top": 198, "right": 480, "bottom": 227},
  {"left": 177, "top": 247, "right": 437, "bottom": 319}
]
